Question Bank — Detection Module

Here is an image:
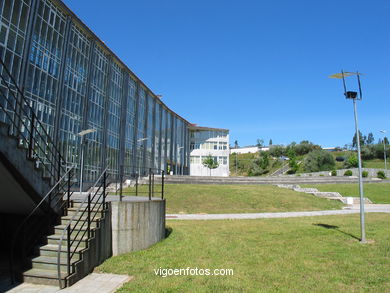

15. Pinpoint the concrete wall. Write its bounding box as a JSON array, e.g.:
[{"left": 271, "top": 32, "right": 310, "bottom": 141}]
[
  {"left": 111, "top": 200, "right": 166, "bottom": 256},
  {"left": 280, "top": 168, "right": 390, "bottom": 178},
  {"left": 66, "top": 207, "right": 113, "bottom": 287}
]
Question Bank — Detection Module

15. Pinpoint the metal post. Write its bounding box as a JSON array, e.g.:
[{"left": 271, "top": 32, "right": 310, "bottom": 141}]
[
  {"left": 161, "top": 170, "right": 165, "bottom": 199},
  {"left": 384, "top": 140, "right": 387, "bottom": 170},
  {"left": 28, "top": 113, "right": 35, "bottom": 158},
  {"left": 103, "top": 171, "right": 106, "bottom": 208},
  {"left": 152, "top": 171, "right": 155, "bottom": 197},
  {"left": 149, "top": 168, "right": 152, "bottom": 200},
  {"left": 87, "top": 193, "right": 91, "bottom": 238},
  {"left": 79, "top": 137, "right": 84, "bottom": 196},
  {"left": 67, "top": 169, "right": 71, "bottom": 209},
  {"left": 353, "top": 98, "right": 366, "bottom": 243},
  {"left": 135, "top": 173, "right": 138, "bottom": 196},
  {"left": 119, "top": 164, "right": 123, "bottom": 201},
  {"left": 67, "top": 225, "right": 71, "bottom": 276}
]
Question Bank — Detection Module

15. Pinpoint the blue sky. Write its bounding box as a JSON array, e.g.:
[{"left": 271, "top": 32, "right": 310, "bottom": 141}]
[{"left": 63, "top": 0, "right": 390, "bottom": 148}]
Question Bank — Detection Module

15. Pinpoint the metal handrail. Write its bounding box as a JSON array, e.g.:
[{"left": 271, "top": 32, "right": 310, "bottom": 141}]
[
  {"left": 57, "top": 167, "right": 108, "bottom": 288},
  {"left": 116, "top": 166, "right": 165, "bottom": 200},
  {"left": 0, "top": 57, "right": 66, "bottom": 180},
  {"left": 9, "top": 166, "right": 75, "bottom": 283}
]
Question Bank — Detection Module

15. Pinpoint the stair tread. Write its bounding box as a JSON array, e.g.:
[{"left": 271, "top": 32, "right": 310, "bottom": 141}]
[
  {"left": 23, "top": 268, "right": 69, "bottom": 279},
  {"left": 32, "top": 255, "right": 79, "bottom": 264},
  {"left": 47, "top": 234, "right": 88, "bottom": 240},
  {"left": 40, "top": 244, "right": 85, "bottom": 252},
  {"left": 68, "top": 207, "right": 103, "bottom": 211},
  {"left": 54, "top": 224, "right": 92, "bottom": 230}
]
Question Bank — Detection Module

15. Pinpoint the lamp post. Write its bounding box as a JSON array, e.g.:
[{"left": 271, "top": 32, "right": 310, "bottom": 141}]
[
  {"left": 329, "top": 70, "right": 366, "bottom": 243},
  {"left": 178, "top": 146, "right": 184, "bottom": 175},
  {"left": 137, "top": 137, "right": 148, "bottom": 175},
  {"left": 380, "top": 130, "right": 387, "bottom": 170},
  {"left": 78, "top": 128, "right": 96, "bottom": 196}
]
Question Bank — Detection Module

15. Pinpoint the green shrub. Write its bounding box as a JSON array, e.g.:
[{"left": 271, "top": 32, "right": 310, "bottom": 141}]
[
  {"left": 362, "top": 171, "right": 368, "bottom": 178},
  {"left": 344, "top": 170, "right": 353, "bottom": 176},
  {"left": 377, "top": 171, "right": 386, "bottom": 179},
  {"left": 319, "top": 174, "right": 324, "bottom": 177},
  {"left": 331, "top": 170, "right": 337, "bottom": 176},
  {"left": 344, "top": 154, "right": 359, "bottom": 168},
  {"left": 302, "top": 150, "right": 336, "bottom": 172}
]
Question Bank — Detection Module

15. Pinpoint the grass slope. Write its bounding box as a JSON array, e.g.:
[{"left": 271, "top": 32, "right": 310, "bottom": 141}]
[
  {"left": 301, "top": 183, "right": 390, "bottom": 204},
  {"left": 122, "top": 184, "right": 343, "bottom": 214},
  {"left": 97, "top": 214, "right": 390, "bottom": 292}
]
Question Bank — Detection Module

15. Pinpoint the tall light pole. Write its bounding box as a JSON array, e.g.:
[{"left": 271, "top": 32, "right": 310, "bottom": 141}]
[
  {"left": 137, "top": 137, "right": 148, "bottom": 175},
  {"left": 178, "top": 146, "right": 184, "bottom": 175},
  {"left": 330, "top": 70, "right": 366, "bottom": 243},
  {"left": 380, "top": 130, "right": 387, "bottom": 170},
  {"left": 78, "top": 128, "right": 96, "bottom": 195}
]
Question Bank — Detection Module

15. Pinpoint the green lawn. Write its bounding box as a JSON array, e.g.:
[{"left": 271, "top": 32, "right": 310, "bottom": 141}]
[
  {"left": 121, "top": 184, "right": 343, "bottom": 214},
  {"left": 364, "top": 159, "right": 388, "bottom": 169},
  {"left": 301, "top": 183, "right": 390, "bottom": 204},
  {"left": 97, "top": 214, "right": 390, "bottom": 292}
]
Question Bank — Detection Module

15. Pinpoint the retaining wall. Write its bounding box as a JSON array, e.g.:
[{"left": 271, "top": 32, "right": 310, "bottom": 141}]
[{"left": 111, "top": 199, "right": 166, "bottom": 256}]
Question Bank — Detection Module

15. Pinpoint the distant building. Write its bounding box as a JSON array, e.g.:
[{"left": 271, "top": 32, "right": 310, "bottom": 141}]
[
  {"left": 189, "top": 126, "right": 230, "bottom": 176},
  {"left": 230, "top": 146, "right": 269, "bottom": 154}
]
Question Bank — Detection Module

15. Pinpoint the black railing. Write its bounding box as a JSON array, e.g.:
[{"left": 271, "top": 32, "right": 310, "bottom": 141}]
[
  {"left": 0, "top": 57, "right": 66, "bottom": 183},
  {"left": 57, "top": 167, "right": 109, "bottom": 288},
  {"left": 115, "top": 166, "right": 165, "bottom": 200},
  {"left": 9, "top": 166, "right": 75, "bottom": 283}
]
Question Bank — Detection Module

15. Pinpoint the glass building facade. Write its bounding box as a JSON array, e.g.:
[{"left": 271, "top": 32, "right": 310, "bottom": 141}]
[{"left": 0, "top": 0, "right": 190, "bottom": 182}]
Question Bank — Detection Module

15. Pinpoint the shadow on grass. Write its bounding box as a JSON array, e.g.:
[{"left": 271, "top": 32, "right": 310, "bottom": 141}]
[
  {"left": 165, "top": 227, "right": 173, "bottom": 238},
  {"left": 313, "top": 223, "right": 360, "bottom": 241}
]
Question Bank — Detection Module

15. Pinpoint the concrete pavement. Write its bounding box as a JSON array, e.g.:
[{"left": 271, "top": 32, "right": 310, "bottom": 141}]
[
  {"left": 166, "top": 204, "right": 390, "bottom": 220},
  {"left": 4, "top": 273, "right": 132, "bottom": 293}
]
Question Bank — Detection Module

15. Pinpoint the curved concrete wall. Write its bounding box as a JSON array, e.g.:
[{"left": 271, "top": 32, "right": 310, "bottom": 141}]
[{"left": 111, "top": 199, "right": 166, "bottom": 256}]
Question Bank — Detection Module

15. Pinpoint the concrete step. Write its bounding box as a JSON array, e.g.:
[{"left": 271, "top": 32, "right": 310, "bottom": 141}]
[
  {"left": 31, "top": 255, "right": 79, "bottom": 271},
  {"left": 39, "top": 244, "right": 85, "bottom": 258},
  {"left": 23, "top": 268, "right": 69, "bottom": 286},
  {"left": 54, "top": 224, "right": 97, "bottom": 235},
  {"left": 310, "top": 192, "right": 343, "bottom": 198},
  {"left": 46, "top": 234, "right": 88, "bottom": 247},
  {"left": 60, "top": 215, "right": 102, "bottom": 226},
  {"left": 66, "top": 207, "right": 103, "bottom": 217}
]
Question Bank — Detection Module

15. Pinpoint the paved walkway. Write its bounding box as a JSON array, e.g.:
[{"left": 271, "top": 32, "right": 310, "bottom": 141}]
[
  {"left": 5, "top": 273, "right": 132, "bottom": 293},
  {"left": 166, "top": 204, "right": 390, "bottom": 220}
]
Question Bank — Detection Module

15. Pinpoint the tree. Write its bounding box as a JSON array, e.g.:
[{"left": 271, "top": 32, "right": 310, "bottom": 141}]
[
  {"left": 384, "top": 137, "right": 389, "bottom": 145},
  {"left": 269, "top": 139, "right": 273, "bottom": 146},
  {"left": 367, "top": 132, "right": 374, "bottom": 145},
  {"left": 352, "top": 131, "right": 365, "bottom": 148},
  {"left": 234, "top": 140, "right": 239, "bottom": 148},
  {"left": 202, "top": 155, "right": 219, "bottom": 176},
  {"left": 302, "top": 150, "right": 335, "bottom": 172},
  {"left": 256, "top": 139, "right": 264, "bottom": 148}
]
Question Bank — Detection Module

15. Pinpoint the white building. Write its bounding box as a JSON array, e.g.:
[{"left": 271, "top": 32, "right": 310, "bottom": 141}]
[
  {"left": 189, "top": 126, "right": 230, "bottom": 176},
  {"left": 230, "top": 146, "right": 269, "bottom": 154}
]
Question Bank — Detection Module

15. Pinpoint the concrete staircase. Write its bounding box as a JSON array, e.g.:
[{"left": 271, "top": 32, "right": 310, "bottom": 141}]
[
  {"left": 276, "top": 184, "right": 373, "bottom": 204},
  {"left": 163, "top": 175, "right": 385, "bottom": 185},
  {"left": 22, "top": 200, "right": 110, "bottom": 288}
]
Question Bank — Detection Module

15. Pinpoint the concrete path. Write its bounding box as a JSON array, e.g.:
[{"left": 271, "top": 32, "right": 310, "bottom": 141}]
[
  {"left": 166, "top": 204, "right": 390, "bottom": 220},
  {"left": 5, "top": 273, "right": 132, "bottom": 293}
]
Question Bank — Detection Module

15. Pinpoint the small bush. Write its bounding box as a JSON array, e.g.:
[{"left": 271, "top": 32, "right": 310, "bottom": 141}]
[
  {"left": 344, "top": 170, "right": 353, "bottom": 176},
  {"left": 331, "top": 170, "right": 337, "bottom": 176},
  {"left": 344, "top": 155, "right": 359, "bottom": 168},
  {"left": 377, "top": 171, "right": 386, "bottom": 179},
  {"left": 362, "top": 171, "right": 368, "bottom": 178},
  {"left": 319, "top": 174, "right": 324, "bottom": 177}
]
